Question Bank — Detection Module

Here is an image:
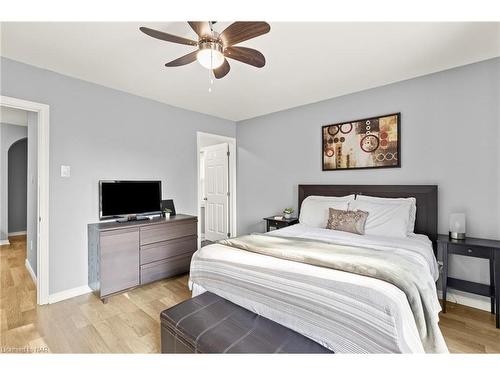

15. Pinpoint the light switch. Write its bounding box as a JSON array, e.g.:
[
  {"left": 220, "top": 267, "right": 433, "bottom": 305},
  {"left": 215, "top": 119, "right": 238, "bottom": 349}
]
[{"left": 61, "top": 165, "right": 71, "bottom": 177}]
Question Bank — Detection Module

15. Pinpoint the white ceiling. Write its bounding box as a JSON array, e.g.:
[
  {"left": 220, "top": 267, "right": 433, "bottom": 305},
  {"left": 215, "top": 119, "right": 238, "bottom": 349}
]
[
  {"left": 1, "top": 22, "right": 499, "bottom": 121},
  {"left": 0, "top": 106, "right": 28, "bottom": 126}
]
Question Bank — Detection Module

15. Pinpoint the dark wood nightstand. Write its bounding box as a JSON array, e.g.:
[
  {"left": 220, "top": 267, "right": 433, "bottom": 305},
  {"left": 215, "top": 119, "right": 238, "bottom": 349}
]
[
  {"left": 263, "top": 216, "right": 299, "bottom": 232},
  {"left": 437, "top": 234, "right": 500, "bottom": 328}
]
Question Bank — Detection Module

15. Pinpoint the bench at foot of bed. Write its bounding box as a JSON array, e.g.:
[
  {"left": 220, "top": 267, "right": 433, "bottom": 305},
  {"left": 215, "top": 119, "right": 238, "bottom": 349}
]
[{"left": 160, "top": 291, "right": 333, "bottom": 354}]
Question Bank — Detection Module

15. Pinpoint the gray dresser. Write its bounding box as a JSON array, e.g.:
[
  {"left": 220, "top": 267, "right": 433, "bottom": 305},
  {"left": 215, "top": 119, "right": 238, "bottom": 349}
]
[{"left": 88, "top": 214, "right": 197, "bottom": 302}]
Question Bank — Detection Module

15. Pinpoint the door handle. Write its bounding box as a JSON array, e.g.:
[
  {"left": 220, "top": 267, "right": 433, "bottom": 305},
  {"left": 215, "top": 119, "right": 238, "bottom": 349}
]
[{"left": 203, "top": 197, "right": 208, "bottom": 201}]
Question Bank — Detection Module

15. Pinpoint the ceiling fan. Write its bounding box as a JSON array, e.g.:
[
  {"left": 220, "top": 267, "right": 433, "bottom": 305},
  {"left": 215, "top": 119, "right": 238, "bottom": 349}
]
[{"left": 139, "top": 21, "right": 270, "bottom": 79}]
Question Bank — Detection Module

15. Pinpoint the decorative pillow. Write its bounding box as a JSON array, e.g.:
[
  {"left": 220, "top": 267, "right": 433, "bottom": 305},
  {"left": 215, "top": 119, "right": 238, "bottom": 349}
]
[
  {"left": 326, "top": 208, "right": 369, "bottom": 235},
  {"left": 299, "top": 195, "right": 355, "bottom": 228}
]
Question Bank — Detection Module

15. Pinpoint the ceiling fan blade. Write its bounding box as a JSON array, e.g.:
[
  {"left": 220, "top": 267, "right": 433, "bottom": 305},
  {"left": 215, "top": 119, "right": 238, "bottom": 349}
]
[
  {"left": 140, "top": 27, "right": 198, "bottom": 46},
  {"left": 165, "top": 50, "right": 199, "bottom": 67},
  {"left": 220, "top": 22, "right": 270, "bottom": 46},
  {"left": 188, "top": 21, "right": 212, "bottom": 38},
  {"left": 224, "top": 46, "right": 265, "bottom": 68},
  {"left": 213, "top": 59, "right": 230, "bottom": 79}
]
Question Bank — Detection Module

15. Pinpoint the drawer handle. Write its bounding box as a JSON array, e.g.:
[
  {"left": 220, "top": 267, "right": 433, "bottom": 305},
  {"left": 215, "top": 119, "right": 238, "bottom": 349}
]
[{"left": 467, "top": 249, "right": 473, "bottom": 253}]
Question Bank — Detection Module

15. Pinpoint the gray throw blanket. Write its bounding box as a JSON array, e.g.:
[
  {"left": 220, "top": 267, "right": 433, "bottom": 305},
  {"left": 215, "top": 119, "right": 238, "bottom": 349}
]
[{"left": 218, "top": 233, "right": 445, "bottom": 353}]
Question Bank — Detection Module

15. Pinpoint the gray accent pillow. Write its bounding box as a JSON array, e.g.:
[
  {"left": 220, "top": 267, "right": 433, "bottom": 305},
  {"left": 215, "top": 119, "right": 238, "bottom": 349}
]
[{"left": 326, "top": 208, "right": 369, "bottom": 235}]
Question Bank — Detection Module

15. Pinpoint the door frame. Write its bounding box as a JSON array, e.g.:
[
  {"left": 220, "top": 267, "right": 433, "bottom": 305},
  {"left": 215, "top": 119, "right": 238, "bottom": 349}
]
[
  {"left": 1, "top": 95, "right": 50, "bottom": 305},
  {"left": 196, "top": 132, "right": 236, "bottom": 249}
]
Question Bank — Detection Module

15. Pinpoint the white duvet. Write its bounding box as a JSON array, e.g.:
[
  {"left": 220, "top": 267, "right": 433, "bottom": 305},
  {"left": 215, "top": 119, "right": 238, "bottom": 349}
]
[
  {"left": 271, "top": 224, "right": 440, "bottom": 281},
  {"left": 190, "top": 224, "right": 447, "bottom": 353}
]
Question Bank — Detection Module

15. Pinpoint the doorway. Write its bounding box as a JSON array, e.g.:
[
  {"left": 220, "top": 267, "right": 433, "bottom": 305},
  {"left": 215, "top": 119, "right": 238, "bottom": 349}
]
[
  {"left": 8, "top": 137, "right": 28, "bottom": 238},
  {"left": 197, "top": 132, "right": 236, "bottom": 248},
  {"left": 0, "top": 96, "right": 50, "bottom": 305}
]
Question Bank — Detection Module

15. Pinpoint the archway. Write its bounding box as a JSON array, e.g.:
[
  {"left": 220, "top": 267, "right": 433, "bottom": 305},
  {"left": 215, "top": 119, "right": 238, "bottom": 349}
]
[{"left": 8, "top": 137, "right": 28, "bottom": 236}]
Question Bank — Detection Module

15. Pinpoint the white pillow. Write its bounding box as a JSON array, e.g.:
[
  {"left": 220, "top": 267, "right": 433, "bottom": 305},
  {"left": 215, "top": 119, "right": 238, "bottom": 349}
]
[
  {"left": 350, "top": 199, "right": 412, "bottom": 238},
  {"left": 355, "top": 195, "right": 417, "bottom": 234},
  {"left": 299, "top": 195, "right": 354, "bottom": 228}
]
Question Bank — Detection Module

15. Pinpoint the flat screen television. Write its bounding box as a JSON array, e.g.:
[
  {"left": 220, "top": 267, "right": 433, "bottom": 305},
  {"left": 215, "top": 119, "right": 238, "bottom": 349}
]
[{"left": 99, "top": 180, "right": 162, "bottom": 220}]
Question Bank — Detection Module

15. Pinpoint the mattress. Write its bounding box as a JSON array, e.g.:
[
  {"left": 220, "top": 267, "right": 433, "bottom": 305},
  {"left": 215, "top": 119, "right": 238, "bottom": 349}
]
[{"left": 189, "top": 224, "right": 447, "bottom": 353}]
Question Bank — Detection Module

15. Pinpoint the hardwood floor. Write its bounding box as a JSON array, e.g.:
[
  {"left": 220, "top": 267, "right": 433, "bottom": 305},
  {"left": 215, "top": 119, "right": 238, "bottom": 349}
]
[
  {"left": 438, "top": 301, "right": 500, "bottom": 353},
  {"left": 1, "top": 235, "right": 499, "bottom": 353},
  {"left": 1, "top": 235, "right": 190, "bottom": 353}
]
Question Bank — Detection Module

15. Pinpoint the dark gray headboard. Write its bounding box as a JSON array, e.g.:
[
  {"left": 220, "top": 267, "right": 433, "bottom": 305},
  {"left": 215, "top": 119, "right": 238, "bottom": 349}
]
[{"left": 298, "top": 184, "right": 438, "bottom": 252}]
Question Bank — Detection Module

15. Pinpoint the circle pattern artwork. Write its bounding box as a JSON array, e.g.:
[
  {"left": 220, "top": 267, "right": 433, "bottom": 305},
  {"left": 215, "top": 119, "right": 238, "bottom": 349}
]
[
  {"left": 322, "top": 114, "right": 399, "bottom": 170},
  {"left": 340, "top": 123, "right": 353, "bottom": 134},
  {"left": 360, "top": 134, "right": 379, "bottom": 153},
  {"left": 328, "top": 125, "right": 339, "bottom": 136},
  {"left": 376, "top": 152, "right": 398, "bottom": 162}
]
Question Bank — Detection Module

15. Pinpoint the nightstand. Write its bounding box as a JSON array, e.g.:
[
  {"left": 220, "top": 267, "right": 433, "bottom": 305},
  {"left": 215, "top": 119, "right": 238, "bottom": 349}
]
[
  {"left": 437, "top": 234, "right": 500, "bottom": 328},
  {"left": 263, "top": 216, "right": 299, "bottom": 232}
]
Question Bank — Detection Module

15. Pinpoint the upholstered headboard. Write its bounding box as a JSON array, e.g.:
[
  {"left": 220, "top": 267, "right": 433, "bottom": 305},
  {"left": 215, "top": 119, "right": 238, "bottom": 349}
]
[{"left": 298, "top": 184, "right": 438, "bottom": 251}]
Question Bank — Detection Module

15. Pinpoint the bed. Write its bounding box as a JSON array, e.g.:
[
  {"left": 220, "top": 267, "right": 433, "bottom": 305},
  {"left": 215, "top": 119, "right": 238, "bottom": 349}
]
[{"left": 189, "top": 185, "right": 447, "bottom": 353}]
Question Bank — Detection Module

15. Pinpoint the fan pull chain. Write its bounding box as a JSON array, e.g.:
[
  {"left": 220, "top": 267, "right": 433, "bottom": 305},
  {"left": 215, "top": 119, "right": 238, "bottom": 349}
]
[
  {"left": 207, "top": 22, "right": 216, "bottom": 93},
  {"left": 208, "top": 48, "right": 214, "bottom": 93},
  {"left": 208, "top": 64, "right": 211, "bottom": 93}
]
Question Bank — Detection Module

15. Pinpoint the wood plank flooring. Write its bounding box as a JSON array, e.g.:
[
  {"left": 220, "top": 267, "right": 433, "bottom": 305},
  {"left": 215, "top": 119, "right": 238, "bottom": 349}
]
[
  {"left": 1, "top": 235, "right": 499, "bottom": 353},
  {"left": 1, "top": 235, "right": 190, "bottom": 353}
]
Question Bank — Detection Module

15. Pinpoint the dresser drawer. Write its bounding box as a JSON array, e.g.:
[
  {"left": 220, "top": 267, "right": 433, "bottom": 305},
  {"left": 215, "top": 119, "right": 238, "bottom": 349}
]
[
  {"left": 448, "top": 243, "right": 491, "bottom": 259},
  {"left": 99, "top": 228, "right": 140, "bottom": 297},
  {"left": 140, "top": 221, "right": 197, "bottom": 245},
  {"left": 140, "top": 254, "right": 192, "bottom": 285},
  {"left": 140, "top": 235, "right": 197, "bottom": 265}
]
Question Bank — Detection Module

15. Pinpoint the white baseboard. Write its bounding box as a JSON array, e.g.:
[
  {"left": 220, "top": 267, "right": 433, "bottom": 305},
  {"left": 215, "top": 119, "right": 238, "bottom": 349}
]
[
  {"left": 9, "top": 231, "right": 27, "bottom": 236},
  {"left": 438, "top": 289, "right": 491, "bottom": 312},
  {"left": 0, "top": 239, "right": 10, "bottom": 246},
  {"left": 49, "top": 285, "right": 92, "bottom": 304},
  {"left": 25, "top": 259, "right": 37, "bottom": 283}
]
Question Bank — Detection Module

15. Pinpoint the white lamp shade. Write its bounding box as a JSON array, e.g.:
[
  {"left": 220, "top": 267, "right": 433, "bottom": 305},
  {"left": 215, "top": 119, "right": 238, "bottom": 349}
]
[
  {"left": 197, "top": 49, "right": 224, "bottom": 69},
  {"left": 449, "top": 213, "right": 466, "bottom": 233}
]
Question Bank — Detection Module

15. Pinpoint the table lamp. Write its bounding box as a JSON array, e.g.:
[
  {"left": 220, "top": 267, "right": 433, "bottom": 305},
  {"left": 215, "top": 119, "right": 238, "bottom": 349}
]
[{"left": 449, "top": 213, "right": 466, "bottom": 240}]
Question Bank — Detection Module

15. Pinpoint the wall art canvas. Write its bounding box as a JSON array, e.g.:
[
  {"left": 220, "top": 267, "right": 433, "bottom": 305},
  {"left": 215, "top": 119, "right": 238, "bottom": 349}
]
[{"left": 322, "top": 113, "right": 400, "bottom": 171}]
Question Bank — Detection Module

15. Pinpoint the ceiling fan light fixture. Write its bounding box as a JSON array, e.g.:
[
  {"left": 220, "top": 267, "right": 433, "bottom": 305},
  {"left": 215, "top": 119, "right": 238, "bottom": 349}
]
[
  {"left": 140, "top": 22, "right": 270, "bottom": 79},
  {"left": 197, "top": 41, "right": 224, "bottom": 69}
]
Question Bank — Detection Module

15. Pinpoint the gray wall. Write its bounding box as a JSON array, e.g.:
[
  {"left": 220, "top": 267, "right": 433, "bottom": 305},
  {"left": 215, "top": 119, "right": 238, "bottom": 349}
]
[
  {"left": 0, "top": 123, "right": 28, "bottom": 242},
  {"left": 8, "top": 137, "right": 28, "bottom": 233},
  {"left": 237, "top": 58, "right": 499, "bottom": 300},
  {"left": 27, "top": 112, "right": 38, "bottom": 275},
  {"left": 0, "top": 57, "right": 236, "bottom": 294},
  {"left": 2, "top": 54, "right": 498, "bottom": 304}
]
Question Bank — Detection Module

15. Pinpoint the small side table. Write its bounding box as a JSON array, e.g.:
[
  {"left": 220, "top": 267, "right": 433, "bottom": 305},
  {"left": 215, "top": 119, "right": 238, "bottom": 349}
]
[
  {"left": 437, "top": 234, "right": 500, "bottom": 328},
  {"left": 263, "top": 216, "right": 299, "bottom": 232}
]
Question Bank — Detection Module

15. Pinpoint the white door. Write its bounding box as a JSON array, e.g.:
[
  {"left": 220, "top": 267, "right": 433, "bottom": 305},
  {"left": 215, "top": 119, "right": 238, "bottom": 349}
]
[{"left": 203, "top": 143, "right": 229, "bottom": 241}]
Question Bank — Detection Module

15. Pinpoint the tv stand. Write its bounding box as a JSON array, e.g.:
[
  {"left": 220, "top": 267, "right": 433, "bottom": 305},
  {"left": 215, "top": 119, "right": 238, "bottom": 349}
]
[
  {"left": 88, "top": 214, "right": 197, "bottom": 303},
  {"left": 116, "top": 215, "right": 151, "bottom": 223}
]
